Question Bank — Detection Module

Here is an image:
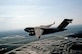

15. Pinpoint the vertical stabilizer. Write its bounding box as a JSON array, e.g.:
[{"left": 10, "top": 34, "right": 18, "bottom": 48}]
[{"left": 57, "top": 19, "right": 73, "bottom": 29}]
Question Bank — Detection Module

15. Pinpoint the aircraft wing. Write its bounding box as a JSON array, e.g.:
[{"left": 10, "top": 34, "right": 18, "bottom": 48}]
[{"left": 34, "top": 27, "right": 43, "bottom": 39}]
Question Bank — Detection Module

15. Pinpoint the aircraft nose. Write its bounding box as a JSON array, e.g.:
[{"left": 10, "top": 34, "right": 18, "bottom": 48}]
[{"left": 24, "top": 28, "right": 28, "bottom": 32}]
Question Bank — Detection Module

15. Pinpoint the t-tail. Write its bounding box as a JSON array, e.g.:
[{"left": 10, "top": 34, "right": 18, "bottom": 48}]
[{"left": 57, "top": 19, "right": 73, "bottom": 30}]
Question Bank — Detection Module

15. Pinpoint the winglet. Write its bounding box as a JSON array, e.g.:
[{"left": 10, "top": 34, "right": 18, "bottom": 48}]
[{"left": 53, "top": 22, "right": 55, "bottom": 24}]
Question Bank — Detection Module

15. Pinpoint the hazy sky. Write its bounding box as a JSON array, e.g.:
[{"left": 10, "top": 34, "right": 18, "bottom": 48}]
[{"left": 0, "top": 0, "right": 82, "bottom": 31}]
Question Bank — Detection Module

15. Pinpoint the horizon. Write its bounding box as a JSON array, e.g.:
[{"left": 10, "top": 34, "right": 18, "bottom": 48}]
[{"left": 0, "top": 24, "right": 82, "bottom": 32}]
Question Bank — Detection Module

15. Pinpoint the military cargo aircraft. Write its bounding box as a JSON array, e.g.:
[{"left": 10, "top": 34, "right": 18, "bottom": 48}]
[{"left": 24, "top": 19, "right": 73, "bottom": 39}]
